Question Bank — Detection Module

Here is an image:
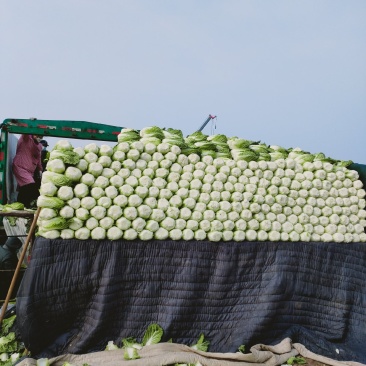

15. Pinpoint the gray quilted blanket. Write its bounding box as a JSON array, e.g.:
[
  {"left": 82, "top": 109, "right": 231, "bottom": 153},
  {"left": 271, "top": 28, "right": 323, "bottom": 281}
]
[{"left": 16, "top": 238, "right": 366, "bottom": 362}]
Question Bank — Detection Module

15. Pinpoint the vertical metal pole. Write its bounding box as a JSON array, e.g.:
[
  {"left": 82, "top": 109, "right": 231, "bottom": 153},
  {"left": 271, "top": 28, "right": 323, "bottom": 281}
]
[{"left": 0, "top": 129, "right": 9, "bottom": 205}]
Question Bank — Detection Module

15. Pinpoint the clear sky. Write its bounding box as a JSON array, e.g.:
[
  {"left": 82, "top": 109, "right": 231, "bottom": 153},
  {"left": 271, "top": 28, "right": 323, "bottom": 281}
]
[{"left": 1, "top": 1, "right": 365, "bottom": 163}]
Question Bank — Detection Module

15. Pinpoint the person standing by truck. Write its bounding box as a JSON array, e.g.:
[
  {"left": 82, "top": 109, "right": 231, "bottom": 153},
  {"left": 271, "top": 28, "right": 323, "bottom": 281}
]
[
  {"left": 12, "top": 134, "right": 43, "bottom": 208},
  {"left": 34, "top": 139, "right": 50, "bottom": 190},
  {"left": 40, "top": 139, "right": 50, "bottom": 171}
]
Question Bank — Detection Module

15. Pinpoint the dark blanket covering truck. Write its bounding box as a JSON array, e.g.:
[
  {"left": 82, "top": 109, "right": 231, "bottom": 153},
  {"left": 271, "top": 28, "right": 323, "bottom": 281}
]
[{"left": 16, "top": 237, "right": 366, "bottom": 363}]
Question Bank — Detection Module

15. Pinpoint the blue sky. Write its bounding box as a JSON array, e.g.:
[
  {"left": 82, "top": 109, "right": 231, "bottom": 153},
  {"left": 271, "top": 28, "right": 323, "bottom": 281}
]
[{"left": 1, "top": 1, "right": 365, "bottom": 163}]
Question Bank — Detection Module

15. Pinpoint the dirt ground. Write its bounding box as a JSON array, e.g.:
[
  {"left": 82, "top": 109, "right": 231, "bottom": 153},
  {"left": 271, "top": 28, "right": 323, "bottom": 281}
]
[{"left": 303, "top": 358, "right": 332, "bottom": 366}]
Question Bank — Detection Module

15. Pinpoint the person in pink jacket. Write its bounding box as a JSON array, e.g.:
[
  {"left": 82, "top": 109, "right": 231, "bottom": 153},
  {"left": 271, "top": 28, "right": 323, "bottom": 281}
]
[{"left": 12, "top": 134, "right": 43, "bottom": 208}]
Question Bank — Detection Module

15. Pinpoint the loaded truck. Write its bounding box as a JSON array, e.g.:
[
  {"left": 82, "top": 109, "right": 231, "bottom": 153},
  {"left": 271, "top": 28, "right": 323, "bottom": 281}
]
[{"left": 1, "top": 116, "right": 366, "bottom": 364}]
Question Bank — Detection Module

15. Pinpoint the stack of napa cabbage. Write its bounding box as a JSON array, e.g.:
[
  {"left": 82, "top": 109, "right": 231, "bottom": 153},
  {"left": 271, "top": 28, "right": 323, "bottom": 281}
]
[{"left": 36, "top": 126, "right": 366, "bottom": 243}]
